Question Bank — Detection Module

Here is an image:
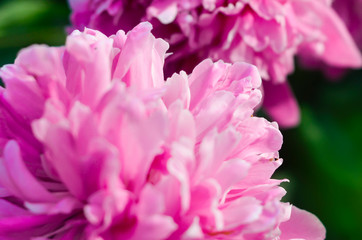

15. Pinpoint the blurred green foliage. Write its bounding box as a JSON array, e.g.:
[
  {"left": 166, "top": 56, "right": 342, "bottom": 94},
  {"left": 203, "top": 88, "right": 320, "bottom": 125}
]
[
  {"left": 0, "top": 0, "right": 361, "bottom": 239},
  {"left": 0, "top": 0, "right": 68, "bottom": 66},
  {"left": 279, "top": 68, "right": 362, "bottom": 240}
]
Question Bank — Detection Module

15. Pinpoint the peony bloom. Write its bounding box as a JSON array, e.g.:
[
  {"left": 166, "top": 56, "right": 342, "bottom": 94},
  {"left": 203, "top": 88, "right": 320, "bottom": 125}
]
[
  {"left": 0, "top": 23, "right": 325, "bottom": 239},
  {"left": 68, "top": 0, "right": 362, "bottom": 128}
]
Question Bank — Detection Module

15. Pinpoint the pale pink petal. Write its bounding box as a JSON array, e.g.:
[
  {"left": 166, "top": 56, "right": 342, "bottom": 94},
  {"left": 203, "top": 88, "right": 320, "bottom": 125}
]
[
  {"left": 222, "top": 197, "right": 263, "bottom": 229},
  {"left": 147, "top": 1, "right": 178, "bottom": 24},
  {"left": 195, "top": 128, "right": 241, "bottom": 182},
  {"left": 215, "top": 158, "right": 250, "bottom": 195},
  {"left": 113, "top": 22, "right": 169, "bottom": 91},
  {"left": 167, "top": 101, "right": 196, "bottom": 142},
  {"left": 163, "top": 71, "right": 190, "bottom": 109},
  {"left": 129, "top": 215, "right": 177, "bottom": 240},
  {"left": 279, "top": 206, "right": 326, "bottom": 240},
  {"left": 64, "top": 28, "right": 113, "bottom": 107}
]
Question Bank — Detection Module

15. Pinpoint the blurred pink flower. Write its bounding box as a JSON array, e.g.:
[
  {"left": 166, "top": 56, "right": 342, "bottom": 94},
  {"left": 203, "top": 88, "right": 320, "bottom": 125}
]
[
  {"left": 68, "top": 0, "right": 362, "bottom": 128},
  {"left": 0, "top": 23, "right": 325, "bottom": 239}
]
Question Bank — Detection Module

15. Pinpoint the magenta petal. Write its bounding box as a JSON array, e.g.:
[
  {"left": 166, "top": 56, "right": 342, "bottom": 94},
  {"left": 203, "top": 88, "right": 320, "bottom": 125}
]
[
  {"left": 32, "top": 121, "right": 86, "bottom": 199},
  {"left": 0, "top": 199, "right": 30, "bottom": 218},
  {"left": 0, "top": 186, "right": 10, "bottom": 198},
  {"left": 0, "top": 141, "right": 56, "bottom": 203},
  {"left": 0, "top": 200, "right": 64, "bottom": 238},
  {"left": 263, "top": 81, "right": 300, "bottom": 128},
  {"left": 279, "top": 206, "right": 326, "bottom": 240},
  {"left": 0, "top": 95, "right": 42, "bottom": 162},
  {"left": 0, "top": 215, "right": 63, "bottom": 239},
  {"left": 188, "top": 179, "right": 220, "bottom": 217}
]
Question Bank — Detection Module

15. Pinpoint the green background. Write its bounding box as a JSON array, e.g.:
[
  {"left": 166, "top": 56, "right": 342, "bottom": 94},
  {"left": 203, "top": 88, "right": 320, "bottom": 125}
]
[{"left": 0, "top": 0, "right": 361, "bottom": 239}]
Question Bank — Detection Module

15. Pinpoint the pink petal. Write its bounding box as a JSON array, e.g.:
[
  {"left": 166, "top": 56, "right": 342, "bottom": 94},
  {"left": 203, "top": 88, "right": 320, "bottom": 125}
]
[
  {"left": 279, "top": 206, "right": 326, "bottom": 240},
  {"left": 234, "top": 117, "right": 283, "bottom": 160},
  {"left": 64, "top": 29, "right": 113, "bottom": 107},
  {"left": 129, "top": 215, "right": 177, "bottom": 240},
  {"left": 189, "top": 60, "right": 228, "bottom": 111},
  {"left": 119, "top": 108, "right": 167, "bottom": 191},
  {"left": 147, "top": 1, "right": 178, "bottom": 24},
  {"left": 163, "top": 71, "right": 190, "bottom": 109},
  {"left": 14, "top": 45, "right": 66, "bottom": 84},
  {"left": 113, "top": 22, "right": 169, "bottom": 91},
  {"left": 215, "top": 158, "right": 250, "bottom": 195},
  {"left": 33, "top": 121, "right": 84, "bottom": 194},
  {"left": 138, "top": 184, "right": 166, "bottom": 217},
  {"left": 167, "top": 141, "right": 193, "bottom": 213},
  {"left": 195, "top": 128, "right": 241, "bottom": 183},
  {"left": 167, "top": 101, "right": 196, "bottom": 143},
  {"left": 0, "top": 64, "right": 44, "bottom": 119},
  {"left": 263, "top": 81, "right": 300, "bottom": 128},
  {"left": 222, "top": 197, "right": 263, "bottom": 229}
]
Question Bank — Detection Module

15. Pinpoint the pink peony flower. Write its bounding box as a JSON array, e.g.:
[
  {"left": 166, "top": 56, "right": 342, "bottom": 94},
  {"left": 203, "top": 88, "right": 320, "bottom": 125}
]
[
  {"left": 0, "top": 23, "right": 325, "bottom": 239},
  {"left": 68, "top": 0, "right": 362, "bottom": 127}
]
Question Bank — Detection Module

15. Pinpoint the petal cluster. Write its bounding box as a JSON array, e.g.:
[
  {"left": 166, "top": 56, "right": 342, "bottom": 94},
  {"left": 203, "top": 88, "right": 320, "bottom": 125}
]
[{"left": 0, "top": 23, "right": 324, "bottom": 239}]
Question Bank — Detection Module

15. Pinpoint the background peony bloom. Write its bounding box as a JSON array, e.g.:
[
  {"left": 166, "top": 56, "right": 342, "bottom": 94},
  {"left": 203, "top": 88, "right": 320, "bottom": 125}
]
[
  {"left": 68, "top": 0, "right": 362, "bottom": 128},
  {"left": 0, "top": 23, "right": 325, "bottom": 239}
]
